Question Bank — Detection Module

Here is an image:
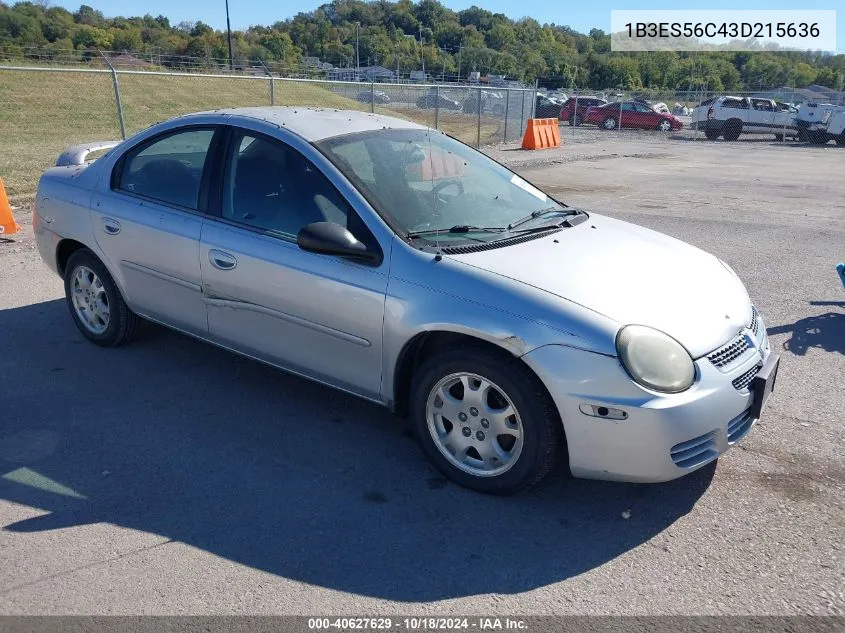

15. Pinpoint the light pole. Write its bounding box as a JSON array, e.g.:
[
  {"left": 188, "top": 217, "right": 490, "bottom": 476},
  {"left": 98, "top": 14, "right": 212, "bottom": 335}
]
[
  {"left": 355, "top": 22, "right": 360, "bottom": 81},
  {"left": 225, "top": 0, "right": 234, "bottom": 71}
]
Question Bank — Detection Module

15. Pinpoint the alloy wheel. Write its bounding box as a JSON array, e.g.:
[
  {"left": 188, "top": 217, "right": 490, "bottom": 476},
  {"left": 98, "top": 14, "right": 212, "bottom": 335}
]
[{"left": 426, "top": 372, "right": 524, "bottom": 477}]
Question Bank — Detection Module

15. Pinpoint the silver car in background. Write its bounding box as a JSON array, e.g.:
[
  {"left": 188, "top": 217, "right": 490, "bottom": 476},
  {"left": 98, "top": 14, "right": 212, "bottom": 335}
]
[{"left": 33, "top": 107, "right": 779, "bottom": 495}]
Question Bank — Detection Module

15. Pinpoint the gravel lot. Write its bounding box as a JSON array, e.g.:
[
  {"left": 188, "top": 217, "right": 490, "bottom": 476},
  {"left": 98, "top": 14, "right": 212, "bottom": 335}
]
[{"left": 0, "top": 134, "right": 843, "bottom": 616}]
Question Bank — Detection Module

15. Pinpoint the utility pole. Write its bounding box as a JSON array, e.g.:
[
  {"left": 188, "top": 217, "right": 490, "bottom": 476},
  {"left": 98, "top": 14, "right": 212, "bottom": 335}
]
[
  {"left": 441, "top": 48, "right": 446, "bottom": 82},
  {"left": 419, "top": 27, "right": 424, "bottom": 77},
  {"left": 355, "top": 22, "right": 360, "bottom": 81},
  {"left": 225, "top": 0, "right": 234, "bottom": 71},
  {"left": 457, "top": 44, "right": 463, "bottom": 83}
]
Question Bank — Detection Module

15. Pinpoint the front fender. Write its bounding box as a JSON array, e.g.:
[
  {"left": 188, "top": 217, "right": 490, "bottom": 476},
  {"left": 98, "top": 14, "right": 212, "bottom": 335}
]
[{"left": 381, "top": 240, "right": 620, "bottom": 403}]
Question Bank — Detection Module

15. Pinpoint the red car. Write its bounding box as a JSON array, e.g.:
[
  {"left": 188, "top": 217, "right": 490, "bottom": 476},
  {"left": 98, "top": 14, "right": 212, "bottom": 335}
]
[
  {"left": 559, "top": 96, "right": 607, "bottom": 126},
  {"left": 584, "top": 101, "right": 684, "bottom": 131}
]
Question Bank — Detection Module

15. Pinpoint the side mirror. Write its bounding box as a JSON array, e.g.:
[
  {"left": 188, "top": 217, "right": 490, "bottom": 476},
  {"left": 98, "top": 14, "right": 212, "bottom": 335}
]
[{"left": 297, "top": 222, "right": 381, "bottom": 265}]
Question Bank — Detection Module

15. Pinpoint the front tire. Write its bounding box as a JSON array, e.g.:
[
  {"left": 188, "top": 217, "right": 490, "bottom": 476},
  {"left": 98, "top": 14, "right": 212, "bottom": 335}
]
[
  {"left": 569, "top": 114, "right": 582, "bottom": 127},
  {"left": 836, "top": 135, "right": 845, "bottom": 146},
  {"left": 704, "top": 129, "right": 720, "bottom": 141},
  {"left": 64, "top": 249, "right": 141, "bottom": 347},
  {"left": 657, "top": 119, "right": 672, "bottom": 132},
  {"left": 410, "top": 347, "right": 562, "bottom": 495}
]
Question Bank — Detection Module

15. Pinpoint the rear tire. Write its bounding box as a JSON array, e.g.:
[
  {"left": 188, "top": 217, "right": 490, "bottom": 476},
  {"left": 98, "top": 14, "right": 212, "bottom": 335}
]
[
  {"left": 569, "top": 114, "right": 582, "bottom": 127},
  {"left": 410, "top": 346, "right": 562, "bottom": 495},
  {"left": 602, "top": 117, "right": 618, "bottom": 130},
  {"left": 836, "top": 135, "right": 845, "bottom": 146},
  {"left": 723, "top": 119, "right": 742, "bottom": 141},
  {"left": 773, "top": 133, "right": 784, "bottom": 142},
  {"left": 704, "top": 129, "right": 720, "bottom": 141},
  {"left": 809, "top": 131, "right": 829, "bottom": 145},
  {"left": 63, "top": 249, "right": 142, "bottom": 347}
]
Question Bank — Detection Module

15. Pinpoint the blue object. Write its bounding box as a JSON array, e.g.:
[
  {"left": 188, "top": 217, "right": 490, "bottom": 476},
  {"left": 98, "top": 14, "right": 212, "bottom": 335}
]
[{"left": 838, "top": 262, "right": 845, "bottom": 289}]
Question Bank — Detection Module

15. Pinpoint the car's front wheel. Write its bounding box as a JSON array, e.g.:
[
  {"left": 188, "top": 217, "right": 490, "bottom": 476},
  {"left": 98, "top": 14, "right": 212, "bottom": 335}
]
[
  {"left": 411, "top": 347, "right": 562, "bottom": 495},
  {"left": 569, "top": 114, "right": 582, "bottom": 127},
  {"left": 64, "top": 249, "right": 141, "bottom": 347},
  {"left": 704, "top": 129, "right": 720, "bottom": 140},
  {"left": 657, "top": 119, "right": 672, "bottom": 132}
]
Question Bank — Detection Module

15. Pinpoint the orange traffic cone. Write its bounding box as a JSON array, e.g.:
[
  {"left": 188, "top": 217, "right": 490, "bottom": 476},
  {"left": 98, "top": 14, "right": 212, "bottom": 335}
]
[{"left": 0, "top": 177, "right": 21, "bottom": 235}]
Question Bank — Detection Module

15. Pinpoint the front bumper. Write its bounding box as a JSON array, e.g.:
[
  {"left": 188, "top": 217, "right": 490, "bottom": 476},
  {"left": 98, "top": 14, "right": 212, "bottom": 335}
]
[{"left": 523, "top": 319, "right": 775, "bottom": 483}]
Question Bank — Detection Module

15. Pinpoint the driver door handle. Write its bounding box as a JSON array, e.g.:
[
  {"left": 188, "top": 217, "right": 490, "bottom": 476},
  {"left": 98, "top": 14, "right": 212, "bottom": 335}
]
[{"left": 208, "top": 249, "right": 237, "bottom": 271}]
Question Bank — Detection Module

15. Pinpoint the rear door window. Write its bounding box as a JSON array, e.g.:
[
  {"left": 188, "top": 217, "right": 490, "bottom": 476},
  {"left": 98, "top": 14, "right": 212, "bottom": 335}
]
[{"left": 117, "top": 128, "right": 216, "bottom": 210}]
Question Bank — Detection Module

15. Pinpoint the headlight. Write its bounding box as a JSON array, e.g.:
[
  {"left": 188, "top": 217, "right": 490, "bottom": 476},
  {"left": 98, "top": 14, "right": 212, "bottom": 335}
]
[{"left": 616, "top": 325, "right": 695, "bottom": 393}]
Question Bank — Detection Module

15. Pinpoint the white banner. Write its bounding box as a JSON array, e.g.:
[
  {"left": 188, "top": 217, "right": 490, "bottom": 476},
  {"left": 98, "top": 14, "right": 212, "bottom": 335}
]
[{"left": 610, "top": 10, "right": 837, "bottom": 52}]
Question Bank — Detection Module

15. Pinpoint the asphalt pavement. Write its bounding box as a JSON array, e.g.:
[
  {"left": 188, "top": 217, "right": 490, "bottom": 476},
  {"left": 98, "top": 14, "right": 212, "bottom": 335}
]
[{"left": 0, "top": 136, "right": 842, "bottom": 615}]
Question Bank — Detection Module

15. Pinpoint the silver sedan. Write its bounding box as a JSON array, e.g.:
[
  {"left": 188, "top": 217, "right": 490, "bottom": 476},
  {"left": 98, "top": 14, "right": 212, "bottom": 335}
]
[{"left": 33, "top": 107, "right": 779, "bottom": 494}]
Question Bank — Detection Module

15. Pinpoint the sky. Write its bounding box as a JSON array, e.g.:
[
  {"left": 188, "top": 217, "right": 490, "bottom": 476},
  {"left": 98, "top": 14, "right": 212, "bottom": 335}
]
[{"left": 48, "top": 0, "right": 842, "bottom": 50}]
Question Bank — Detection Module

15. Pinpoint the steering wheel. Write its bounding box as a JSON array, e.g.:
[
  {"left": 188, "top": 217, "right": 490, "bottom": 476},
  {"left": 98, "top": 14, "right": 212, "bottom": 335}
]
[{"left": 433, "top": 179, "right": 464, "bottom": 205}]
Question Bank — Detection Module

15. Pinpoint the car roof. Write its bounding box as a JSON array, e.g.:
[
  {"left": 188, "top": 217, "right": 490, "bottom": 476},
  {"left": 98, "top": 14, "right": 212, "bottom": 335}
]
[{"left": 182, "top": 106, "right": 427, "bottom": 142}]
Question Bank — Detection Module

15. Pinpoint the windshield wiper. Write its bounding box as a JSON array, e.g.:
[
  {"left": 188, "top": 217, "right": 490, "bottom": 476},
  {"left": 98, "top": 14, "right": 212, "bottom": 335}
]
[
  {"left": 507, "top": 207, "right": 580, "bottom": 230},
  {"left": 407, "top": 225, "right": 507, "bottom": 238}
]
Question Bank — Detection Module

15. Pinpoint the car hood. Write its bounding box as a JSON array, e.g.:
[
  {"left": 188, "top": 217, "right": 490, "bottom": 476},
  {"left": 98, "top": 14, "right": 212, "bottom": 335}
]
[{"left": 446, "top": 214, "right": 751, "bottom": 358}]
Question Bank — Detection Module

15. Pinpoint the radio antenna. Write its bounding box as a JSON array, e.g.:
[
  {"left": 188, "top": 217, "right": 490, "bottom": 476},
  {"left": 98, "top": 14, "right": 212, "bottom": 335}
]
[{"left": 430, "top": 129, "right": 442, "bottom": 261}]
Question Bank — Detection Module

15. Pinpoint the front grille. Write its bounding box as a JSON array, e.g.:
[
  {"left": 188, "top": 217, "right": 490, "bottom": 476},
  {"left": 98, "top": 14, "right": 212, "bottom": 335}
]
[
  {"left": 670, "top": 431, "right": 718, "bottom": 469},
  {"left": 707, "top": 306, "right": 763, "bottom": 370},
  {"left": 749, "top": 306, "right": 759, "bottom": 337},
  {"left": 732, "top": 363, "right": 762, "bottom": 392},
  {"left": 727, "top": 409, "right": 755, "bottom": 444},
  {"left": 708, "top": 335, "right": 749, "bottom": 368}
]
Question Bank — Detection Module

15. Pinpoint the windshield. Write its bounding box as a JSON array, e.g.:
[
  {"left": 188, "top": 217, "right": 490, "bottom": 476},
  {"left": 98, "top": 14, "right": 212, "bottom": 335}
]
[{"left": 317, "top": 128, "right": 568, "bottom": 244}]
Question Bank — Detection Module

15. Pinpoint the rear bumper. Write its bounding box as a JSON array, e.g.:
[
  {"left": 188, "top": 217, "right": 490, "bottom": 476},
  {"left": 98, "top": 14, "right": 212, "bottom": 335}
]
[
  {"left": 522, "top": 326, "right": 774, "bottom": 483},
  {"left": 32, "top": 205, "right": 62, "bottom": 276}
]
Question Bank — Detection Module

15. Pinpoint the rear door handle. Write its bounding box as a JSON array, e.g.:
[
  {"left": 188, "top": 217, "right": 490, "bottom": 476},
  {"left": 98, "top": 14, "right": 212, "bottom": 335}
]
[
  {"left": 102, "top": 218, "right": 121, "bottom": 235},
  {"left": 208, "top": 249, "right": 237, "bottom": 271}
]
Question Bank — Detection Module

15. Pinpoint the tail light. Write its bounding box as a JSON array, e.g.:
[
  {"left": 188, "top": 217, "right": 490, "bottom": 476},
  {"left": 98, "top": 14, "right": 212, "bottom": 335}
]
[{"left": 707, "top": 106, "right": 714, "bottom": 120}]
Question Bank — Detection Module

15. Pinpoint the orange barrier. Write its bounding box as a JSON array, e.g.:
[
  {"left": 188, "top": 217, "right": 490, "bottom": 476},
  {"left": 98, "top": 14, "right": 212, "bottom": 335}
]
[
  {"left": 521, "top": 118, "right": 561, "bottom": 150},
  {"left": 0, "top": 178, "right": 20, "bottom": 235}
]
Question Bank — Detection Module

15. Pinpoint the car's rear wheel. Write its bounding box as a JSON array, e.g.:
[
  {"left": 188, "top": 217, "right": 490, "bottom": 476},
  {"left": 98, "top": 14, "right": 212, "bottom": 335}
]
[
  {"left": 657, "top": 119, "right": 672, "bottom": 132},
  {"left": 411, "top": 347, "right": 562, "bottom": 495},
  {"left": 64, "top": 249, "right": 141, "bottom": 347},
  {"left": 809, "top": 131, "right": 829, "bottom": 145},
  {"left": 602, "top": 117, "right": 618, "bottom": 130},
  {"left": 836, "top": 135, "right": 845, "bottom": 146},
  {"left": 723, "top": 119, "right": 742, "bottom": 141},
  {"left": 773, "top": 133, "right": 784, "bottom": 142},
  {"left": 569, "top": 114, "right": 582, "bottom": 127},
  {"left": 704, "top": 129, "right": 720, "bottom": 140}
]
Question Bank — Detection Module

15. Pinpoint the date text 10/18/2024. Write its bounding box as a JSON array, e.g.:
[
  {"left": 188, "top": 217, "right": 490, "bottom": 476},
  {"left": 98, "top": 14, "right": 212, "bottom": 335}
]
[{"left": 307, "top": 617, "right": 528, "bottom": 630}]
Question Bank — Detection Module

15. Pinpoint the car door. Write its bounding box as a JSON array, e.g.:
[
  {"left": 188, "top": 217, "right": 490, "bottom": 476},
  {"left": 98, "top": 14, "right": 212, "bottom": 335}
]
[
  {"left": 633, "top": 102, "right": 656, "bottom": 128},
  {"left": 749, "top": 99, "right": 775, "bottom": 132},
  {"left": 91, "top": 126, "right": 221, "bottom": 337},
  {"left": 199, "top": 126, "right": 389, "bottom": 400},
  {"left": 619, "top": 102, "right": 637, "bottom": 128}
]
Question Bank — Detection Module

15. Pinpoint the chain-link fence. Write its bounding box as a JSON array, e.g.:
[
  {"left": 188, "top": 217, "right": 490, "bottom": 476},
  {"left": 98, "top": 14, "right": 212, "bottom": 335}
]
[
  {"left": 0, "top": 64, "right": 540, "bottom": 203},
  {"left": 3, "top": 62, "right": 839, "bottom": 203}
]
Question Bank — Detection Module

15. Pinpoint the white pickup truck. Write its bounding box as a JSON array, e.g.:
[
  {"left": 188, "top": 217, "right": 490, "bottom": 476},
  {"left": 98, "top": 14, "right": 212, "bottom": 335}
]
[
  {"left": 691, "top": 96, "right": 798, "bottom": 141},
  {"left": 795, "top": 102, "right": 845, "bottom": 145}
]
